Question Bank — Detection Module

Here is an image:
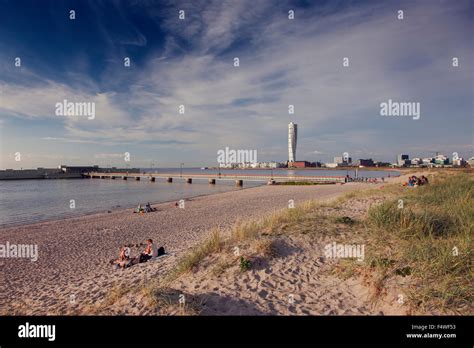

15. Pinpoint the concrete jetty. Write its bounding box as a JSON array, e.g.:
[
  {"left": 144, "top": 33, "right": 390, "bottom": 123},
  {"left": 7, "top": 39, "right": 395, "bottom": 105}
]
[{"left": 84, "top": 172, "right": 347, "bottom": 185}]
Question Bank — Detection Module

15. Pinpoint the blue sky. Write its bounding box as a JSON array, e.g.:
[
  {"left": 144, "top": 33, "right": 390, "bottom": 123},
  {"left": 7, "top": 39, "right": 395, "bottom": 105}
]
[{"left": 0, "top": 0, "right": 473, "bottom": 169}]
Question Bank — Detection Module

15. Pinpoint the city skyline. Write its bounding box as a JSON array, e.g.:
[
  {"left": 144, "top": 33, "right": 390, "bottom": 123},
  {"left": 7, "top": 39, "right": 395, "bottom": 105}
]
[{"left": 0, "top": 0, "right": 473, "bottom": 169}]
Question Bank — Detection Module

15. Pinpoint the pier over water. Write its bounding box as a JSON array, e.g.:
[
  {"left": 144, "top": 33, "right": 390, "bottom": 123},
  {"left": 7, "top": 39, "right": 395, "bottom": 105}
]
[{"left": 85, "top": 172, "right": 347, "bottom": 185}]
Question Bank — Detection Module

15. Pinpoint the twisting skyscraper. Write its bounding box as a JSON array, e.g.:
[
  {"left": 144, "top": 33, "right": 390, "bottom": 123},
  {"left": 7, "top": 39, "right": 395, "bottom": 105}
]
[{"left": 288, "top": 122, "right": 297, "bottom": 162}]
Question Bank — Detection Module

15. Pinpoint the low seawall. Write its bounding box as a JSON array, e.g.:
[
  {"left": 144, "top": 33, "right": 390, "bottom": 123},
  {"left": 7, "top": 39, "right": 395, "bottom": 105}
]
[{"left": 0, "top": 169, "right": 82, "bottom": 180}]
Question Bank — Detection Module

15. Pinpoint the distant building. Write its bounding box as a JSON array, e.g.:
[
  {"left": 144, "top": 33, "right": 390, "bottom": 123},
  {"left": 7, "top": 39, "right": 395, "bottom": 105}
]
[
  {"left": 219, "top": 162, "right": 234, "bottom": 168},
  {"left": 288, "top": 122, "right": 298, "bottom": 162},
  {"left": 468, "top": 157, "right": 474, "bottom": 167},
  {"left": 60, "top": 165, "right": 139, "bottom": 174},
  {"left": 411, "top": 158, "right": 422, "bottom": 166},
  {"left": 0, "top": 165, "right": 139, "bottom": 180},
  {"left": 397, "top": 154, "right": 410, "bottom": 167},
  {"left": 324, "top": 163, "right": 338, "bottom": 168},
  {"left": 357, "top": 159, "right": 374, "bottom": 167},
  {"left": 59, "top": 165, "right": 99, "bottom": 174},
  {"left": 374, "top": 161, "right": 391, "bottom": 167},
  {"left": 289, "top": 161, "right": 319, "bottom": 168},
  {"left": 253, "top": 161, "right": 286, "bottom": 169},
  {"left": 434, "top": 154, "right": 449, "bottom": 166},
  {"left": 452, "top": 157, "right": 466, "bottom": 167},
  {"left": 334, "top": 156, "right": 352, "bottom": 166},
  {"left": 224, "top": 161, "right": 286, "bottom": 169},
  {"left": 267, "top": 162, "right": 287, "bottom": 168}
]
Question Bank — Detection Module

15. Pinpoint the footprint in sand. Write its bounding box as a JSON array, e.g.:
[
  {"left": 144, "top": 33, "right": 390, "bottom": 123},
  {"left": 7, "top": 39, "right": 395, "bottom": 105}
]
[{"left": 257, "top": 289, "right": 268, "bottom": 299}]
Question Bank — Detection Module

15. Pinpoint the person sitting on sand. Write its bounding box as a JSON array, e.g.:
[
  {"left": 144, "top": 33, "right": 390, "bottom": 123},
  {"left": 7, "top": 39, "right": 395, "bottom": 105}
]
[
  {"left": 139, "top": 239, "right": 157, "bottom": 263},
  {"left": 145, "top": 202, "right": 156, "bottom": 212},
  {"left": 134, "top": 204, "right": 144, "bottom": 213},
  {"left": 110, "top": 246, "right": 132, "bottom": 269},
  {"left": 421, "top": 175, "right": 429, "bottom": 185}
]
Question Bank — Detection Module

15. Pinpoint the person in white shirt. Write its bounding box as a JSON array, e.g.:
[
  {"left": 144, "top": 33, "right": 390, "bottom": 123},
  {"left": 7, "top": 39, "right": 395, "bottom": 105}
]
[{"left": 140, "top": 239, "right": 157, "bottom": 262}]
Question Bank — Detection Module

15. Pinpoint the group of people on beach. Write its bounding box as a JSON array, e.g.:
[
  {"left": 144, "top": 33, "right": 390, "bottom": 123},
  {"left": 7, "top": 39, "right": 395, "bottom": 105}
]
[
  {"left": 133, "top": 202, "right": 157, "bottom": 214},
  {"left": 110, "top": 238, "right": 165, "bottom": 269},
  {"left": 404, "top": 175, "right": 429, "bottom": 187},
  {"left": 134, "top": 201, "right": 184, "bottom": 212}
]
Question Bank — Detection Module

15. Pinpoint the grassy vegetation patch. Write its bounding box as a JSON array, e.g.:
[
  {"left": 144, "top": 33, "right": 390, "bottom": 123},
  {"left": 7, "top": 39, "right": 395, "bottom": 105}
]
[
  {"left": 364, "top": 173, "right": 473, "bottom": 313},
  {"left": 173, "top": 228, "right": 223, "bottom": 276}
]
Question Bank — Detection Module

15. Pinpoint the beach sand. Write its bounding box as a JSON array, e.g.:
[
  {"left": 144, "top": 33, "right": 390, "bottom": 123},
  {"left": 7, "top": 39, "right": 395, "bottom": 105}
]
[
  {"left": 167, "top": 193, "right": 408, "bottom": 316},
  {"left": 1, "top": 182, "right": 380, "bottom": 315}
]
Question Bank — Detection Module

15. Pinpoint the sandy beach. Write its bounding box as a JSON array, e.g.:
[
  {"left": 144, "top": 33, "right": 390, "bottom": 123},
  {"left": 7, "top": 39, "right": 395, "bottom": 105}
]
[{"left": 1, "top": 181, "right": 377, "bottom": 315}]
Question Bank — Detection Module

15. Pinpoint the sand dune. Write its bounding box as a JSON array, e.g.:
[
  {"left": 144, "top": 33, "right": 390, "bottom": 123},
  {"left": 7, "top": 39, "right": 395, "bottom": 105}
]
[{"left": 168, "top": 197, "right": 407, "bottom": 316}]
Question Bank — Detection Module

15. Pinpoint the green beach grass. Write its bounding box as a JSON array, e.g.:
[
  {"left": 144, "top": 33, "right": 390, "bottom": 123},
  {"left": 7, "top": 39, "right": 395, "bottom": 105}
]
[{"left": 361, "top": 173, "right": 473, "bottom": 313}]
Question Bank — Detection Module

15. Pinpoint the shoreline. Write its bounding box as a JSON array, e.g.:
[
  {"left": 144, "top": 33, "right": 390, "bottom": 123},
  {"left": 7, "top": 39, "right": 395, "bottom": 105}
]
[
  {"left": 1, "top": 182, "right": 373, "bottom": 315},
  {"left": 0, "top": 168, "right": 406, "bottom": 229},
  {"left": 0, "top": 182, "right": 264, "bottom": 230}
]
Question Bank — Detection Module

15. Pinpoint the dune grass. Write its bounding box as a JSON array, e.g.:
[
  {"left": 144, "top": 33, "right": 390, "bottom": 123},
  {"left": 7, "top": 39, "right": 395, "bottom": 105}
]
[
  {"left": 169, "top": 200, "right": 323, "bottom": 280},
  {"left": 173, "top": 228, "right": 223, "bottom": 275},
  {"left": 363, "top": 173, "right": 473, "bottom": 313},
  {"left": 140, "top": 286, "right": 202, "bottom": 315}
]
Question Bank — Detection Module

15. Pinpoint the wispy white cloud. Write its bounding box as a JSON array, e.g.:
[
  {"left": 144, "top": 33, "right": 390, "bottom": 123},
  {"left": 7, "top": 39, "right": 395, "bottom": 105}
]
[{"left": 1, "top": 0, "right": 472, "bottom": 168}]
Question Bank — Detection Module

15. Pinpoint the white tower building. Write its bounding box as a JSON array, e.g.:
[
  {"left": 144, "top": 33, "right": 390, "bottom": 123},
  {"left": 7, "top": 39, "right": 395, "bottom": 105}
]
[{"left": 288, "top": 122, "right": 297, "bottom": 162}]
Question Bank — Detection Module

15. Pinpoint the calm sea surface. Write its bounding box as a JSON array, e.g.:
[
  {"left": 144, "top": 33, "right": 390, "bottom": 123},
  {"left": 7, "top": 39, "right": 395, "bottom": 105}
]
[{"left": 0, "top": 168, "right": 397, "bottom": 227}]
